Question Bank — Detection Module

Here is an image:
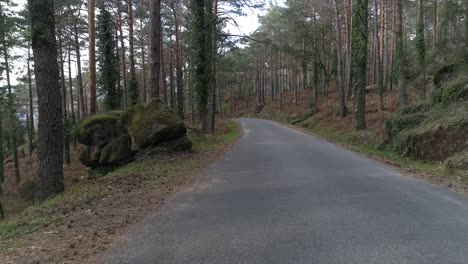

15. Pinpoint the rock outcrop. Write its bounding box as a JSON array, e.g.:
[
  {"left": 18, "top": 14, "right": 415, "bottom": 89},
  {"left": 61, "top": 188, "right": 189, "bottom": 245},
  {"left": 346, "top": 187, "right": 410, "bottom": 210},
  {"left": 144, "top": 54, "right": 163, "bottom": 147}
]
[
  {"left": 384, "top": 61, "right": 468, "bottom": 168},
  {"left": 77, "top": 99, "right": 191, "bottom": 168}
]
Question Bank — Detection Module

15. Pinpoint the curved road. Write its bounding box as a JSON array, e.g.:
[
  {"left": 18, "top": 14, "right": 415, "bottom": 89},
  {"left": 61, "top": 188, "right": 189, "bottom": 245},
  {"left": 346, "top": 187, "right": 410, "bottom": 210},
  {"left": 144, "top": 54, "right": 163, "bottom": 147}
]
[{"left": 104, "top": 118, "right": 468, "bottom": 264}]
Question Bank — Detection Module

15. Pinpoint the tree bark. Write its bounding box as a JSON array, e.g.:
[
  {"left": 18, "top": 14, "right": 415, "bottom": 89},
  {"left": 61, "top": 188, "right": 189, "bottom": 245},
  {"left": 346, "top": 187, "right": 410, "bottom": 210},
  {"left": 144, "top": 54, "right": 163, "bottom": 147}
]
[
  {"left": 172, "top": 3, "right": 184, "bottom": 119},
  {"left": 118, "top": 1, "right": 128, "bottom": 108},
  {"left": 73, "top": 22, "right": 85, "bottom": 119},
  {"left": 1, "top": 6, "right": 20, "bottom": 183},
  {"left": 58, "top": 27, "right": 70, "bottom": 166},
  {"left": 27, "top": 44, "right": 35, "bottom": 155},
  {"left": 210, "top": 0, "right": 218, "bottom": 134},
  {"left": 68, "top": 46, "right": 75, "bottom": 124},
  {"left": 140, "top": 14, "right": 147, "bottom": 103},
  {"left": 433, "top": 0, "right": 439, "bottom": 51},
  {"left": 0, "top": 110, "right": 3, "bottom": 184},
  {"left": 128, "top": 0, "right": 138, "bottom": 105},
  {"left": 29, "top": 0, "right": 64, "bottom": 200},
  {"left": 149, "top": 0, "right": 162, "bottom": 99},
  {"left": 374, "top": 0, "right": 384, "bottom": 111},
  {"left": 334, "top": 0, "right": 347, "bottom": 118},
  {"left": 396, "top": 0, "right": 407, "bottom": 108},
  {"left": 351, "top": 0, "right": 369, "bottom": 130},
  {"left": 88, "top": 0, "right": 97, "bottom": 114}
]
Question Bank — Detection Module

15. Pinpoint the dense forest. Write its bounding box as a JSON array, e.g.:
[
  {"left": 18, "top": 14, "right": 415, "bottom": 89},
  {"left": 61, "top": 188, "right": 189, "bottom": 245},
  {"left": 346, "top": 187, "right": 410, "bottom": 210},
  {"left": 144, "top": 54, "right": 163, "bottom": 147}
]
[{"left": 0, "top": 0, "right": 467, "bottom": 207}]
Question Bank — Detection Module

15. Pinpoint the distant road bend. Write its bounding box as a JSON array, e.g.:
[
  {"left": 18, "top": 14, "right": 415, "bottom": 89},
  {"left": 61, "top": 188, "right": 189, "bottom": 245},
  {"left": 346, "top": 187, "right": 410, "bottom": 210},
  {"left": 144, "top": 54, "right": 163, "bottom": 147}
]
[{"left": 104, "top": 118, "right": 468, "bottom": 264}]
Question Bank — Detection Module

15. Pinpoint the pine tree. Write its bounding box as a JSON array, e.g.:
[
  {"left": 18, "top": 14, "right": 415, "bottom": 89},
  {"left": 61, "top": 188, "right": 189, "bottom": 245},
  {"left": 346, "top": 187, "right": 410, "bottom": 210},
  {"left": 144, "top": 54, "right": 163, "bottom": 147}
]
[
  {"left": 396, "top": 0, "right": 407, "bottom": 108},
  {"left": 0, "top": 1, "right": 20, "bottom": 183},
  {"left": 97, "top": 5, "right": 120, "bottom": 110},
  {"left": 351, "top": 0, "right": 369, "bottom": 130},
  {"left": 29, "top": 0, "right": 64, "bottom": 200},
  {"left": 415, "top": 0, "right": 426, "bottom": 97}
]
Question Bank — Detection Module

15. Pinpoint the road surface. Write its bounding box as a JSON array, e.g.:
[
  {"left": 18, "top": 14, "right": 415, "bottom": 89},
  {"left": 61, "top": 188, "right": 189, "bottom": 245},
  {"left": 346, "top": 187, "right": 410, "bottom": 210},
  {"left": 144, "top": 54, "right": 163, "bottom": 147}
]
[{"left": 104, "top": 118, "right": 468, "bottom": 264}]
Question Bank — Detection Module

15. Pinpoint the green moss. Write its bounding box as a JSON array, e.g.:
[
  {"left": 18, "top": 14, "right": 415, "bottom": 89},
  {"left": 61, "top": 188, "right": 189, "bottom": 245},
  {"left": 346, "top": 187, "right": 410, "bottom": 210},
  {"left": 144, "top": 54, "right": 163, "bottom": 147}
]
[
  {"left": 108, "top": 135, "right": 133, "bottom": 163},
  {"left": 128, "top": 99, "right": 186, "bottom": 150},
  {"left": 433, "top": 63, "right": 458, "bottom": 87},
  {"left": 385, "top": 112, "right": 428, "bottom": 142},
  {"left": 77, "top": 114, "right": 120, "bottom": 144},
  {"left": 433, "top": 79, "right": 468, "bottom": 103},
  {"left": 99, "top": 143, "right": 112, "bottom": 164}
]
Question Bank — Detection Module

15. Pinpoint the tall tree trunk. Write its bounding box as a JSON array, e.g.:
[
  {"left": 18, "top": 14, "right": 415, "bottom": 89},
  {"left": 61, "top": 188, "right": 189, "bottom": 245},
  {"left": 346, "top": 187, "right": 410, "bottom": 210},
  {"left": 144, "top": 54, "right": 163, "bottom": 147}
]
[
  {"left": 334, "top": 0, "right": 347, "bottom": 118},
  {"left": 344, "top": 0, "right": 353, "bottom": 99},
  {"left": 375, "top": 0, "right": 384, "bottom": 111},
  {"left": 433, "top": 0, "right": 439, "bottom": 51},
  {"left": 271, "top": 44, "right": 275, "bottom": 102},
  {"left": 149, "top": 0, "right": 162, "bottom": 98},
  {"left": 118, "top": 1, "right": 128, "bottom": 108},
  {"left": 172, "top": 5, "right": 184, "bottom": 119},
  {"left": 169, "top": 41, "right": 175, "bottom": 109},
  {"left": 1, "top": 15, "right": 20, "bottom": 183},
  {"left": 416, "top": 0, "right": 426, "bottom": 98},
  {"left": 68, "top": 46, "right": 75, "bottom": 125},
  {"left": 396, "top": 0, "right": 407, "bottom": 108},
  {"left": 351, "top": 0, "right": 369, "bottom": 130},
  {"left": 279, "top": 52, "right": 283, "bottom": 110},
  {"left": 0, "top": 110, "right": 3, "bottom": 184},
  {"left": 30, "top": 0, "right": 64, "bottom": 200},
  {"left": 27, "top": 44, "right": 35, "bottom": 155},
  {"left": 88, "top": 0, "right": 97, "bottom": 114},
  {"left": 128, "top": 0, "right": 138, "bottom": 105},
  {"left": 380, "top": 0, "right": 387, "bottom": 89},
  {"left": 68, "top": 46, "right": 77, "bottom": 149},
  {"left": 389, "top": 0, "right": 396, "bottom": 91},
  {"left": 210, "top": 0, "right": 218, "bottom": 134},
  {"left": 140, "top": 16, "right": 147, "bottom": 103},
  {"left": 58, "top": 28, "right": 70, "bottom": 166},
  {"left": 160, "top": 33, "right": 168, "bottom": 102},
  {"left": 74, "top": 23, "right": 85, "bottom": 119}
]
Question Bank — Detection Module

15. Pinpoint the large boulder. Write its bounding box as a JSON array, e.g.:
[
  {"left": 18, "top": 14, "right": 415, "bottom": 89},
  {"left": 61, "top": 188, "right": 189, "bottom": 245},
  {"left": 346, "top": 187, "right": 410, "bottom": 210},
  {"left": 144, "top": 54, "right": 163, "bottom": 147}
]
[
  {"left": 126, "top": 99, "right": 186, "bottom": 151},
  {"left": 99, "top": 134, "right": 134, "bottom": 166},
  {"left": 77, "top": 113, "right": 122, "bottom": 167},
  {"left": 77, "top": 100, "right": 190, "bottom": 168}
]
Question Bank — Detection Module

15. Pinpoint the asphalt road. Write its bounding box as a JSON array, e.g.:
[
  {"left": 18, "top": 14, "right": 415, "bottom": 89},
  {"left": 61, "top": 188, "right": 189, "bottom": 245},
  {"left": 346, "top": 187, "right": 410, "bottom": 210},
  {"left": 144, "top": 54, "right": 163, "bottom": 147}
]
[{"left": 104, "top": 118, "right": 468, "bottom": 264}]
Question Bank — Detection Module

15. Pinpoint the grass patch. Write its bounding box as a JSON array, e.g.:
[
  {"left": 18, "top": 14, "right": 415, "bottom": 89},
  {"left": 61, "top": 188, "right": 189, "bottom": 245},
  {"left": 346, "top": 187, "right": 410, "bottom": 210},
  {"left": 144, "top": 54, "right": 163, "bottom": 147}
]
[
  {"left": 0, "top": 183, "right": 108, "bottom": 250},
  {"left": 303, "top": 122, "right": 465, "bottom": 184}
]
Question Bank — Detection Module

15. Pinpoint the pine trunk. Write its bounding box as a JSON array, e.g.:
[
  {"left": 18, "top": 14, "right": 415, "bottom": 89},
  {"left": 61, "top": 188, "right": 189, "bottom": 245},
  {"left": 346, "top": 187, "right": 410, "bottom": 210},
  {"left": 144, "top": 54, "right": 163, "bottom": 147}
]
[
  {"left": 88, "top": 0, "right": 97, "bottom": 114},
  {"left": 128, "top": 0, "right": 138, "bottom": 105},
  {"left": 2, "top": 24, "right": 20, "bottom": 183},
  {"left": 30, "top": 0, "right": 64, "bottom": 200},
  {"left": 396, "top": 0, "right": 407, "bottom": 108},
  {"left": 334, "top": 0, "right": 346, "bottom": 117},
  {"left": 27, "top": 44, "right": 35, "bottom": 155},
  {"left": 74, "top": 23, "right": 85, "bottom": 119},
  {"left": 352, "top": 0, "right": 369, "bottom": 130},
  {"left": 149, "top": 0, "right": 162, "bottom": 99}
]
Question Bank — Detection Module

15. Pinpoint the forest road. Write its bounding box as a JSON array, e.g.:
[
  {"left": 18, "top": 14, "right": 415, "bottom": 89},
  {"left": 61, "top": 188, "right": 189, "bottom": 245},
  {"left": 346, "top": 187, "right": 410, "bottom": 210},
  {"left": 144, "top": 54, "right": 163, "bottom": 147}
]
[{"left": 103, "top": 118, "right": 468, "bottom": 264}]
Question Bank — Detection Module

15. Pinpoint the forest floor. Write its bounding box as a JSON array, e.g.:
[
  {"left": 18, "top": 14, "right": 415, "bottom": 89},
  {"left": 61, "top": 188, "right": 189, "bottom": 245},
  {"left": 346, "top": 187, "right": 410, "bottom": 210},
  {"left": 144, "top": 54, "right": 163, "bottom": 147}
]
[
  {"left": 0, "top": 120, "right": 241, "bottom": 264},
  {"left": 231, "top": 84, "right": 468, "bottom": 194}
]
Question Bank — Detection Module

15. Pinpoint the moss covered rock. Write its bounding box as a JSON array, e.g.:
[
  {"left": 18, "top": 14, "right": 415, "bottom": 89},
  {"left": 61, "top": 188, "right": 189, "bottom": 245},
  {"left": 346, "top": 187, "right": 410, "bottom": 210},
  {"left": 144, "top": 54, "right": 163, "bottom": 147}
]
[
  {"left": 385, "top": 102, "right": 468, "bottom": 161},
  {"left": 99, "top": 135, "right": 134, "bottom": 166},
  {"left": 77, "top": 99, "right": 190, "bottom": 168},
  {"left": 77, "top": 113, "right": 120, "bottom": 146},
  {"left": 397, "top": 123, "right": 468, "bottom": 160},
  {"left": 127, "top": 99, "right": 186, "bottom": 151}
]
